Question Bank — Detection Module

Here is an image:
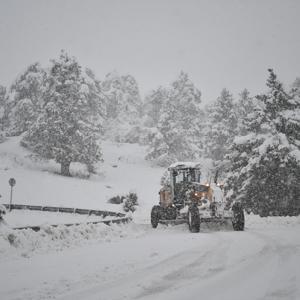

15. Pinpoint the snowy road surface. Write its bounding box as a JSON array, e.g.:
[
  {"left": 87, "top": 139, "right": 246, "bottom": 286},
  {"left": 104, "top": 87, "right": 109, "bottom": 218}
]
[{"left": 1, "top": 217, "right": 299, "bottom": 300}]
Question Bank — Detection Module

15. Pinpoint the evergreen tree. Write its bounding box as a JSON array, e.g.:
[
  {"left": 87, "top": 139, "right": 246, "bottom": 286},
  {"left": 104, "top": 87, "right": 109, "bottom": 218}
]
[
  {"left": 0, "top": 85, "right": 7, "bottom": 131},
  {"left": 226, "top": 69, "right": 300, "bottom": 215},
  {"left": 22, "top": 51, "right": 103, "bottom": 176},
  {"left": 8, "top": 63, "right": 47, "bottom": 135},
  {"left": 101, "top": 71, "right": 142, "bottom": 142},
  {"left": 144, "top": 86, "right": 168, "bottom": 127},
  {"left": 204, "top": 88, "right": 237, "bottom": 173},
  {"left": 290, "top": 77, "right": 300, "bottom": 97},
  {"left": 236, "top": 89, "right": 255, "bottom": 135},
  {"left": 146, "top": 72, "right": 203, "bottom": 166},
  {"left": 83, "top": 68, "right": 106, "bottom": 135},
  {"left": 13, "top": 98, "right": 35, "bottom": 134}
]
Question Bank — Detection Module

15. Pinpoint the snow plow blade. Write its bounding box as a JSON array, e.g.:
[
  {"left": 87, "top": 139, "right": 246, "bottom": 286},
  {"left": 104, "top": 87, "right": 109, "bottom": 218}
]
[
  {"left": 159, "top": 218, "right": 187, "bottom": 225},
  {"left": 200, "top": 217, "right": 232, "bottom": 223}
]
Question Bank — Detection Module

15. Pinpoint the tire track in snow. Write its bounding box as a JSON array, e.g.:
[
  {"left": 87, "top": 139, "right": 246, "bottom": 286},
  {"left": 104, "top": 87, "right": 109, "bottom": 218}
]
[
  {"left": 254, "top": 230, "right": 300, "bottom": 300},
  {"left": 58, "top": 229, "right": 270, "bottom": 300},
  {"left": 154, "top": 230, "right": 291, "bottom": 300},
  {"left": 134, "top": 236, "right": 231, "bottom": 299},
  {"left": 57, "top": 229, "right": 221, "bottom": 300},
  {"left": 3, "top": 223, "right": 299, "bottom": 300}
]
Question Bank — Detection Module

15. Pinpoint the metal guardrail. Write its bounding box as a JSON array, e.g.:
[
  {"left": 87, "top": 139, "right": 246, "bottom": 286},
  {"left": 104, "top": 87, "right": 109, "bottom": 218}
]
[
  {"left": 2, "top": 204, "right": 131, "bottom": 231},
  {"left": 3, "top": 204, "right": 125, "bottom": 217}
]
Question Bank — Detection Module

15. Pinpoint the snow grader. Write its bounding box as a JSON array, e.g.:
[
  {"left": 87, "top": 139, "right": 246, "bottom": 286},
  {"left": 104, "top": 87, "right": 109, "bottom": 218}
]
[{"left": 151, "top": 162, "right": 244, "bottom": 232}]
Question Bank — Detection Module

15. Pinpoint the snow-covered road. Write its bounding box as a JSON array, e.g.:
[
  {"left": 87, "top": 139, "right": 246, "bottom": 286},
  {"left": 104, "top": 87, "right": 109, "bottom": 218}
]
[{"left": 1, "top": 217, "right": 299, "bottom": 300}]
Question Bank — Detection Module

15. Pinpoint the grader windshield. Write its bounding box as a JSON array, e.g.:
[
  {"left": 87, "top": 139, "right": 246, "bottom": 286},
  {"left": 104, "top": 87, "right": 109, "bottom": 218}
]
[{"left": 168, "top": 163, "right": 202, "bottom": 208}]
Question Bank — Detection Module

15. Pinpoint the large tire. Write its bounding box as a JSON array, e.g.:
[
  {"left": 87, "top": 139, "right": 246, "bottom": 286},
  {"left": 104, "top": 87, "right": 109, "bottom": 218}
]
[
  {"left": 151, "top": 205, "right": 161, "bottom": 228},
  {"left": 187, "top": 205, "right": 200, "bottom": 233},
  {"left": 232, "top": 203, "right": 245, "bottom": 231}
]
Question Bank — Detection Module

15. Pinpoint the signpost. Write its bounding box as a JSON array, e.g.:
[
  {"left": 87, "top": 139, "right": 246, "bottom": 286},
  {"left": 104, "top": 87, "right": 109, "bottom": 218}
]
[{"left": 9, "top": 178, "right": 16, "bottom": 212}]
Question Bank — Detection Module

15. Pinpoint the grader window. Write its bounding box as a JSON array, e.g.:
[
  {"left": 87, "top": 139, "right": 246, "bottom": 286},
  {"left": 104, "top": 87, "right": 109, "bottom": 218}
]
[
  {"left": 173, "top": 169, "right": 194, "bottom": 184},
  {"left": 195, "top": 170, "right": 201, "bottom": 182},
  {"left": 195, "top": 185, "right": 209, "bottom": 192},
  {"left": 173, "top": 169, "right": 200, "bottom": 183},
  {"left": 175, "top": 172, "right": 185, "bottom": 183}
]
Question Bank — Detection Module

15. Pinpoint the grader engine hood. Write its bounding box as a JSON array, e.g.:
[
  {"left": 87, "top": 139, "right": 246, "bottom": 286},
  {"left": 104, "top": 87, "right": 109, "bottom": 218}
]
[
  {"left": 188, "top": 183, "right": 226, "bottom": 212},
  {"left": 189, "top": 183, "right": 212, "bottom": 202}
]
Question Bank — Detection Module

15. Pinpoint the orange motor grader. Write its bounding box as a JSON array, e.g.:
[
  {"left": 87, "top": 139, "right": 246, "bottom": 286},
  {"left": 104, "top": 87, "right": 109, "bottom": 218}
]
[{"left": 151, "top": 162, "right": 244, "bottom": 232}]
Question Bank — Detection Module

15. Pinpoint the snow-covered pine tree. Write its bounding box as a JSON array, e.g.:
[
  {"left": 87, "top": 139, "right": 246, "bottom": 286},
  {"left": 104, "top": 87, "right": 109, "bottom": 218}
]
[
  {"left": 144, "top": 86, "right": 168, "bottom": 127},
  {"left": 291, "top": 78, "right": 300, "bottom": 97},
  {"left": 79, "top": 68, "right": 106, "bottom": 173},
  {"left": 146, "top": 99, "right": 189, "bottom": 166},
  {"left": 122, "top": 74, "right": 143, "bottom": 118},
  {"left": 22, "top": 51, "right": 103, "bottom": 176},
  {"left": 0, "top": 85, "right": 7, "bottom": 132},
  {"left": 101, "top": 71, "right": 142, "bottom": 142},
  {"left": 0, "top": 85, "right": 8, "bottom": 142},
  {"left": 226, "top": 69, "right": 300, "bottom": 216},
  {"left": 8, "top": 63, "right": 47, "bottom": 135},
  {"left": 170, "top": 72, "right": 202, "bottom": 134},
  {"left": 83, "top": 68, "right": 106, "bottom": 135},
  {"left": 146, "top": 72, "right": 203, "bottom": 166},
  {"left": 236, "top": 89, "right": 255, "bottom": 135},
  {"left": 204, "top": 88, "right": 237, "bottom": 173}
]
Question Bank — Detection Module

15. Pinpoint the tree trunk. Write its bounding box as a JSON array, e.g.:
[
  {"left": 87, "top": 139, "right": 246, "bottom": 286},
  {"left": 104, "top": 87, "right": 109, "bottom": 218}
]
[{"left": 61, "top": 161, "right": 71, "bottom": 176}]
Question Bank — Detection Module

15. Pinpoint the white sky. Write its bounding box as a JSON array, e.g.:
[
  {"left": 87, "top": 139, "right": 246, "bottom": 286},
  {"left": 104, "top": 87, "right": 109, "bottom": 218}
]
[{"left": 0, "top": 0, "right": 299, "bottom": 102}]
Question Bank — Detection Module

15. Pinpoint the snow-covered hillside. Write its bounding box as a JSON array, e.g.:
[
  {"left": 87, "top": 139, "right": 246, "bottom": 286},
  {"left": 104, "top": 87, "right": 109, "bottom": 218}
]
[
  {"left": 0, "top": 137, "right": 299, "bottom": 300},
  {"left": 0, "top": 137, "right": 163, "bottom": 225}
]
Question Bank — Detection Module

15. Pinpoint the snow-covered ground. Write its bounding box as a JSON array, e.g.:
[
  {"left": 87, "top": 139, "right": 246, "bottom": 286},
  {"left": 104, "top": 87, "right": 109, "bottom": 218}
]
[
  {"left": 3, "top": 209, "right": 111, "bottom": 228},
  {"left": 1, "top": 217, "right": 299, "bottom": 300},
  {"left": 0, "top": 137, "right": 299, "bottom": 300},
  {"left": 0, "top": 137, "right": 163, "bottom": 224}
]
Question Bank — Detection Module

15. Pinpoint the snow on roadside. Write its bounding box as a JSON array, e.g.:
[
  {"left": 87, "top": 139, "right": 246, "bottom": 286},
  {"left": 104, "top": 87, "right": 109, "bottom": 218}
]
[
  {"left": 0, "top": 222, "right": 148, "bottom": 261},
  {"left": 245, "top": 213, "right": 300, "bottom": 228},
  {"left": 1, "top": 213, "right": 299, "bottom": 263},
  {"left": 4, "top": 210, "right": 108, "bottom": 228}
]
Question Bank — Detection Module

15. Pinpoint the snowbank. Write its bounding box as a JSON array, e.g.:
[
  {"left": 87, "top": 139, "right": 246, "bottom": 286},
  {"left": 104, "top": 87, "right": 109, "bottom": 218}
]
[
  {"left": 1, "top": 213, "right": 299, "bottom": 262},
  {"left": 245, "top": 213, "right": 300, "bottom": 228},
  {"left": 0, "top": 222, "right": 147, "bottom": 260},
  {"left": 4, "top": 209, "right": 108, "bottom": 228}
]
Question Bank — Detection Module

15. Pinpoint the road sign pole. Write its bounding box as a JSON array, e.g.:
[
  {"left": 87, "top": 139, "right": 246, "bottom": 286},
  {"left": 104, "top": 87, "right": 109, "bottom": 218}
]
[
  {"left": 8, "top": 178, "right": 16, "bottom": 212},
  {"left": 9, "top": 186, "right": 13, "bottom": 211}
]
